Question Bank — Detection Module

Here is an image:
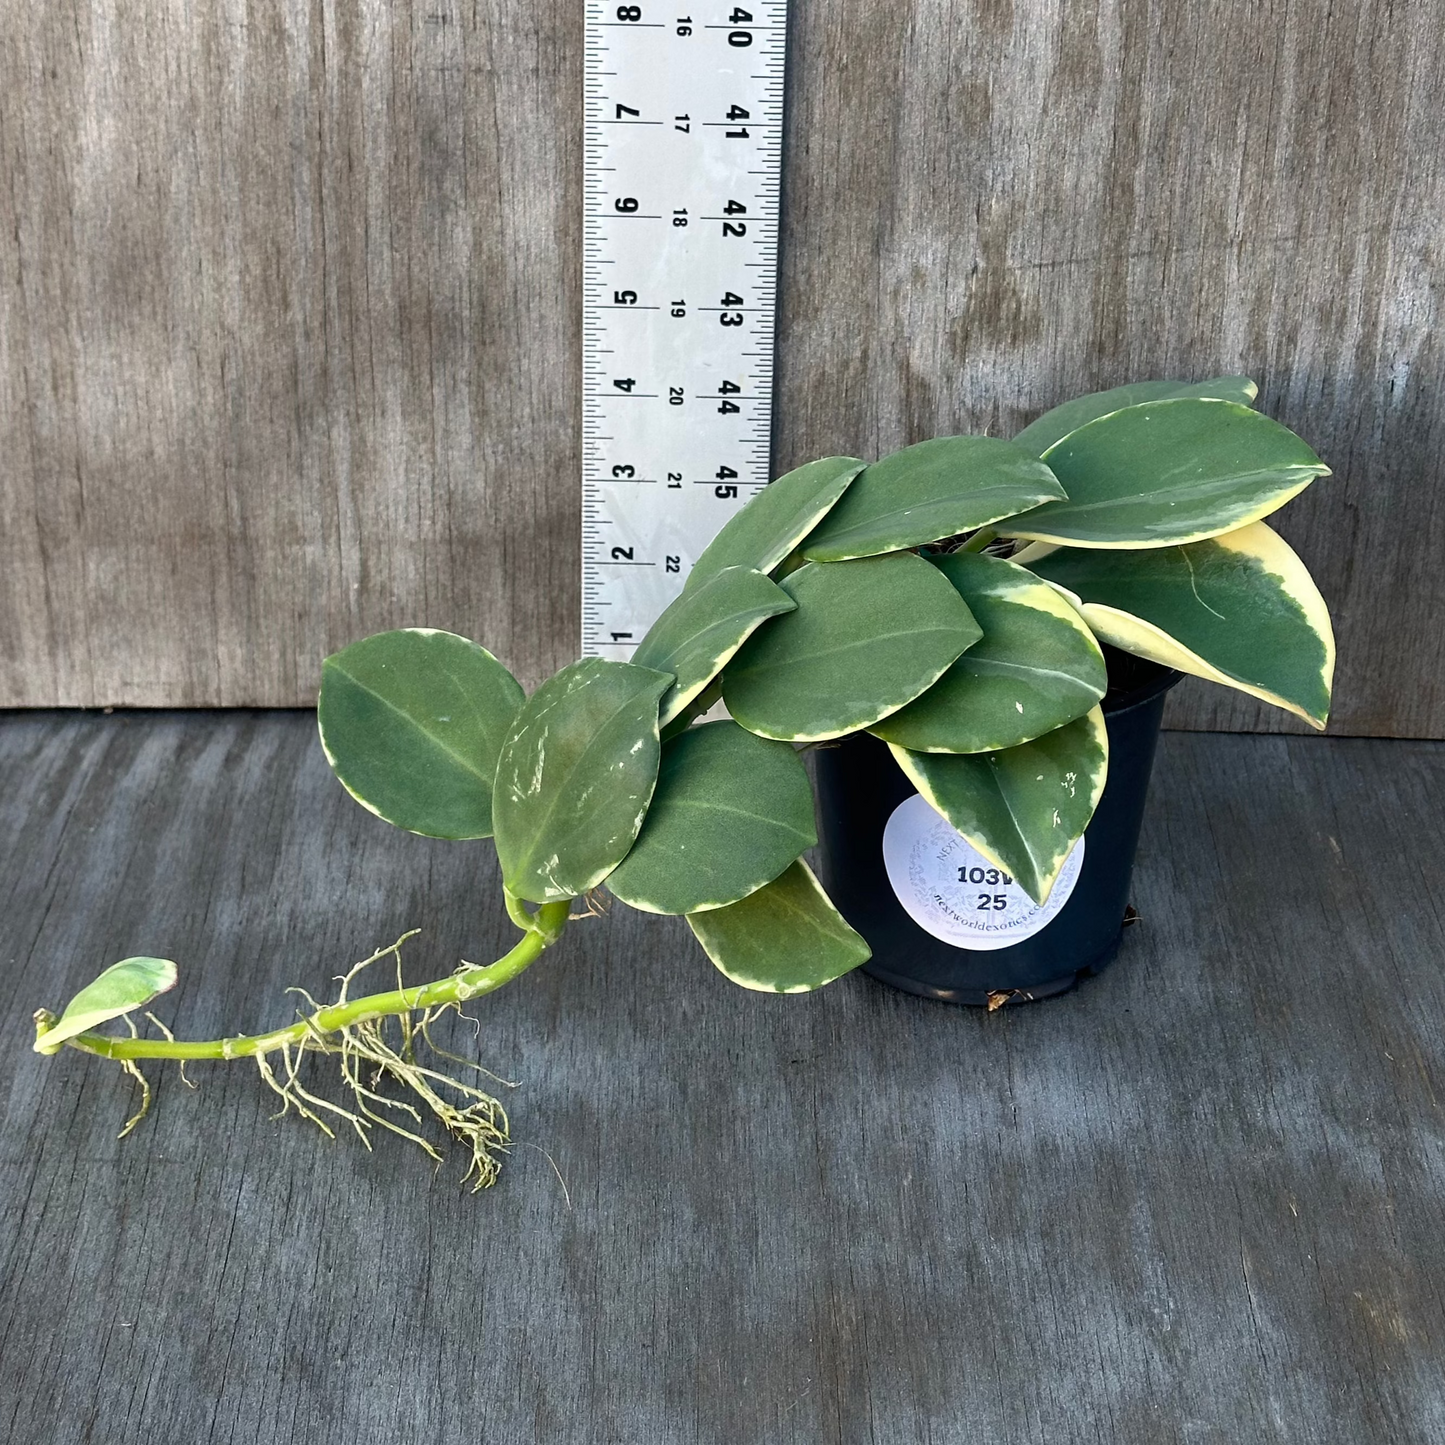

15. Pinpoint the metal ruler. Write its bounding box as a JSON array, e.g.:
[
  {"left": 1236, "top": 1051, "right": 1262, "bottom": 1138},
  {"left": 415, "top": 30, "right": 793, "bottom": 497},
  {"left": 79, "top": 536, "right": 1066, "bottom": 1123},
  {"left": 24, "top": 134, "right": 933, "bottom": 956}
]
[{"left": 582, "top": 0, "right": 788, "bottom": 658}]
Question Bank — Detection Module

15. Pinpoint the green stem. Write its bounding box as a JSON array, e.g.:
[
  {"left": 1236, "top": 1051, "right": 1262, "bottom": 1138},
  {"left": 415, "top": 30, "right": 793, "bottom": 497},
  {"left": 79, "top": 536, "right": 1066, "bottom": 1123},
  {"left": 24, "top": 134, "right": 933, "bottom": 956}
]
[
  {"left": 959, "top": 526, "right": 997, "bottom": 553},
  {"left": 56, "top": 901, "right": 572, "bottom": 1064}
]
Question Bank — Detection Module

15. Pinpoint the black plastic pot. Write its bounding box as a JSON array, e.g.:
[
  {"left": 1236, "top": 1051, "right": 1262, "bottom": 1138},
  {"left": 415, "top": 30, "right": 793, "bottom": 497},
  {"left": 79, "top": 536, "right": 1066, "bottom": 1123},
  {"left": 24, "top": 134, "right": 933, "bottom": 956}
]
[{"left": 814, "top": 651, "right": 1182, "bottom": 1005}]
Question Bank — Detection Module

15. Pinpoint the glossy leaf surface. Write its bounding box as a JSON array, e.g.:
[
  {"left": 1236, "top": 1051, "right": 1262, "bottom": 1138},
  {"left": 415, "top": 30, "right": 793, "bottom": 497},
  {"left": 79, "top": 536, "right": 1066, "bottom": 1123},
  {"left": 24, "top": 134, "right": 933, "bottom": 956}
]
[
  {"left": 1001, "top": 399, "right": 1329, "bottom": 549},
  {"left": 632, "top": 567, "right": 795, "bottom": 725},
  {"left": 35, "top": 958, "right": 178, "bottom": 1054},
  {"left": 890, "top": 706, "right": 1108, "bottom": 905},
  {"left": 606, "top": 721, "right": 815, "bottom": 914},
  {"left": 493, "top": 659, "right": 671, "bottom": 903},
  {"left": 1029, "top": 521, "right": 1334, "bottom": 727},
  {"left": 722, "top": 554, "right": 982, "bottom": 741},
  {"left": 800, "top": 436, "right": 1065, "bottom": 561},
  {"left": 686, "top": 860, "right": 870, "bottom": 992},
  {"left": 872, "top": 551, "right": 1106, "bottom": 753},
  {"left": 1012, "top": 375, "right": 1258, "bottom": 457},
  {"left": 318, "top": 629, "right": 524, "bottom": 839},
  {"left": 685, "top": 456, "right": 866, "bottom": 591}
]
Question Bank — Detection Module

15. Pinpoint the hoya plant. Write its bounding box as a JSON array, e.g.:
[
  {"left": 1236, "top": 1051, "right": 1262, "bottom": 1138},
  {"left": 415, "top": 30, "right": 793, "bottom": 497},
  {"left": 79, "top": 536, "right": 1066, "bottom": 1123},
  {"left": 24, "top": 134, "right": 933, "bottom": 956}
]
[{"left": 33, "top": 377, "right": 1334, "bottom": 1185}]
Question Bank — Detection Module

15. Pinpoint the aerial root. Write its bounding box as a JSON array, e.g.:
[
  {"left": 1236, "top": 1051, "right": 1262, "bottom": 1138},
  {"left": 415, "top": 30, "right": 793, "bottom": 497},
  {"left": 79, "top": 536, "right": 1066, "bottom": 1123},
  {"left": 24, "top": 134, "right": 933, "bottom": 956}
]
[
  {"left": 117, "top": 1059, "right": 153, "bottom": 1140},
  {"left": 115, "top": 1014, "right": 152, "bottom": 1139},
  {"left": 114, "top": 932, "right": 518, "bottom": 1188}
]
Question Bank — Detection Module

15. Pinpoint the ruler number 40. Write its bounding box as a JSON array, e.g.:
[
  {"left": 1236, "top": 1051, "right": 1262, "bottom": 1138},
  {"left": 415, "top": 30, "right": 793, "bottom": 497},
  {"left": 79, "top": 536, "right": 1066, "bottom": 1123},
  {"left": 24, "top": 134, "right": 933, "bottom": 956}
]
[{"left": 613, "top": 6, "right": 756, "bottom": 45}]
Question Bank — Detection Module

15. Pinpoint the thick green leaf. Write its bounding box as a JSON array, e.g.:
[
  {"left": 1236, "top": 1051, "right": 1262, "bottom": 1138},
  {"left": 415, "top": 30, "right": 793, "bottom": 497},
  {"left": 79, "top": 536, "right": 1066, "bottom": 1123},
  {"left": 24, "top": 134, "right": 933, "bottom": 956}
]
[
  {"left": 1000, "top": 399, "right": 1329, "bottom": 549},
  {"left": 686, "top": 860, "right": 870, "bottom": 992},
  {"left": 632, "top": 567, "right": 795, "bottom": 725},
  {"left": 34, "top": 957, "right": 178, "bottom": 1055},
  {"left": 1028, "top": 520, "right": 1334, "bottom": 728},
  {"left": 606, "top": 721, "right": 815, "bottom": 914},
  {"left": 889, "top": 706, "right": 1109, "bottom": 905},
  {"left": 800, "top": 436, "right": 1065, "bottom": 561},
  {"left": 493, "top": 659, "right": 672, "bottom": 903},
  {"left": 318, "top": 629, "right": 524, "bottom": 839},
  {"left": 685, "top": 456, "right": 866, "bottom": 591},
  {"left": 722, "top": 554, "right": 982, "bottom": 741},
  {"left": 871, "top": 551, "right": 1106, "bottom": 753},
  {"left": 1013, "top": 375, "right": 1259, "bottom": 456}
]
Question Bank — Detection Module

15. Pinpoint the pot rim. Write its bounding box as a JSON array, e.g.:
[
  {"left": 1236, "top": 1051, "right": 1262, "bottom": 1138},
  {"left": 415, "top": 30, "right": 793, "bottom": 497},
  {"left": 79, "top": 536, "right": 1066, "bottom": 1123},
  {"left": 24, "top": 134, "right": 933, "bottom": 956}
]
[{"left": 1102, "top": 659, "right": 1183, "bottom": 716}]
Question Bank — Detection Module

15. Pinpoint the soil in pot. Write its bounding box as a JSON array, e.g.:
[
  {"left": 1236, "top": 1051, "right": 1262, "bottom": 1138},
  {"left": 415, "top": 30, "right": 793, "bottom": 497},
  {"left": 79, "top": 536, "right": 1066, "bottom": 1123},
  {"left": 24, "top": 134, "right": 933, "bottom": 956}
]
[{"left": 813, "top": 648, "right": 1182, "bottom": 1006}]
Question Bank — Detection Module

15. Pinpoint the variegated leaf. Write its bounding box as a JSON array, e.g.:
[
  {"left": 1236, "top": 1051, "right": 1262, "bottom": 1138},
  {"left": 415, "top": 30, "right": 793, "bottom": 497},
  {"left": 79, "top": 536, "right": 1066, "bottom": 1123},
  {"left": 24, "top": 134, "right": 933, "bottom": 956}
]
[
  {"left": 1012, "top": 375, "right": 1258, "bottom": 457},
  {"left": 34, "top": 958, "right": 178, "bottom": 1055},
  {"left": 318, "top": 629, "right": 525, "bottom": 839},
  {"left": 1027, "top": 520, "right": 1334, "bottom": 728},
  {"left": 800, "top": 436, "right": 1064, "bottom": 562},
  {"left": 871, "top": 550, "right": 1106, "bottom": 753},
  {"left": 686, "top": 861, "right": 870, "bottom": 993},
  {"left": 606, "top": 721, "right": 815, "bottom": 915},
  {"left": 631, "top": 567, "right": 795, "bottom": 725},
  {"left": 1000, "top": 399, "right": 1328, "bottom": 549},
  {"left": 492, "top": 659, "right": 671, "bottom": 903},
  {"left": 889, "top": 706, "right": 1109, "bottom": 905},
  {"left": 722, "top": 554, "right": 981, "bottom": 742}
]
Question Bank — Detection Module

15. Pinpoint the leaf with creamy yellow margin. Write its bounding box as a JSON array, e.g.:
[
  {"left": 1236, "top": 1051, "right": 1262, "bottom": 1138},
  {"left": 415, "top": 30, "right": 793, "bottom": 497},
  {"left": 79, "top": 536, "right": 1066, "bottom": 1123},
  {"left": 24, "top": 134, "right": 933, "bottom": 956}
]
[
  {"left": 800, "top": 436, "right": 1064, "bottom": 561},
  {"left": 1027, "top": 520, "right": 1334, "bottom": 728},
  {"left": 1000, "top": 399, "right": 1328, "bottom": 549},
  {"left": 889, "top": 706, "right": 1109, "bottom": 905},
  {"left": 685, "top": 456, "right": 866, "bottom": 591},
  {"left": 606, "top": 721, "right": 815, "bottom": 915},
  {"left": 318, "top": 629, "right": 525, "bottom": 839},
  {"left": 871, "top": 550, "right": 1106, "bottom": 753},
  {"left": 722, "top": 554, "right": 982, "bottom": 742},
  {"left": 1012, "top": 375, "right": 1258, "bottom": 457},
  {"left": 631, "top": 567, "right": 795, "bottom": 726},
  {"left": 493, "top": 659, "right": 672, "bottom": 903},
  {"left": 686, "top": 860, "right": 870, "bottom": 992},
  {"left": 34, "top": 958, "right": 178, "bottom": 1055}
]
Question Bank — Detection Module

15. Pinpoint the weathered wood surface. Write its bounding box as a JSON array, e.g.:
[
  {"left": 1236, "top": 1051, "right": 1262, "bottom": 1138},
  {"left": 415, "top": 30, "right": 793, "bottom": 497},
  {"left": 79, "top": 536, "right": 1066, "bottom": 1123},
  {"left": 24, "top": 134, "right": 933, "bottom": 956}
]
[
  {"left": 2, "top": 712, "right": 1442, "bottom": 1442},
  {"left": 1, "top": 2, "right": 1442, "bottom": 730}
]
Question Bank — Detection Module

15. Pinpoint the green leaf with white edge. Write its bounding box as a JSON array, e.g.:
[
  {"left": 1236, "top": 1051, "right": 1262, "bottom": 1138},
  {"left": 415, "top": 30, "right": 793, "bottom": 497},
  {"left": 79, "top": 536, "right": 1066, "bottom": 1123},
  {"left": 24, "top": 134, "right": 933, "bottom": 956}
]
[
  {"left": 1013, "top": 375, "right": 1259, "bottom": 457},
  {"left": 684, "top": 456, "right": 866, "bottom": 592},
  {"left": 1000, "top": 399, "right": 1329, "bottom": 549},
  {"left": 722, "top": 553, "right": 982, "bottom": 742},
  {"left": 318, "top": 628, "right": 524, "bottom": 839},
  {"left": 659, "top": 678, "right": 721, "bottom": 742},
  {"left": 871, "top": 550, "right": 1106, "bottom": 753},
  {"left": 686, "top": 860, "right": 870, "bottom": 993},
  {"left": 492, "top": 659, "right": 672, "bottom": 903},
  {"left": 1028, "top": 520, "right": 1334, "bottom": 728},
  {"left": 799, "top": 436, "right": 1065, "bottom": 562},
  {"left": 631, "top": 567, "right": 795, "bottom": 726},
  {"left": 889, "top": 706, "right": 1109, "bottom": 906},
  {"left": 606, "top": 721, "right": 815, "bottom": 915},
  {"left": 35, "top": 958, "right": 178, "bottom": 1055}
]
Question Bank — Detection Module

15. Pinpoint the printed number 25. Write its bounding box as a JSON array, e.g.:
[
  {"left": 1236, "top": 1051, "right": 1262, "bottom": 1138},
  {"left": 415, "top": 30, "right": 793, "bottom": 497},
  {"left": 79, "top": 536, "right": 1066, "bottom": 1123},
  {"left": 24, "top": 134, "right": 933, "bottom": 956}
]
[{"left": 976, "top": 894, "right": 1007, "bottom": 911}]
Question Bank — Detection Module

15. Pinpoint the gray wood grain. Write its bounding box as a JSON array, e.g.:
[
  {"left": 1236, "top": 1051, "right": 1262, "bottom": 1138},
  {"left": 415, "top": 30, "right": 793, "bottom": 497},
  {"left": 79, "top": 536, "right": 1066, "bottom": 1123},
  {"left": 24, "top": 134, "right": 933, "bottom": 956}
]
[
  {"left": 0, "top": 0, "right": 582, "bottom": 705},
  {"left": 2, "top": 712, "right": 1442, "bottom": 1442},
  {"left": 2, "top": 0, "right": 1442, "bottom": 737}
]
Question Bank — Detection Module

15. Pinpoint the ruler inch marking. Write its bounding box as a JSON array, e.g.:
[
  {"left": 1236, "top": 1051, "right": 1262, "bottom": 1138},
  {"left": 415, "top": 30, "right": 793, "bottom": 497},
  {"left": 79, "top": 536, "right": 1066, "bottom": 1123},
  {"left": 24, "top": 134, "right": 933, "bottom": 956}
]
[{"left": 581, "top": 2, "right": 789, "bottom": 658}]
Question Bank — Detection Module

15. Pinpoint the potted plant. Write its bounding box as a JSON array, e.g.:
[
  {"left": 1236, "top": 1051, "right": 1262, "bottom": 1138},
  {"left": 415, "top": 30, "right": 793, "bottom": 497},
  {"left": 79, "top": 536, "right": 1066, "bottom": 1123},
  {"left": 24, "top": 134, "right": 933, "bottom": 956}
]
[{"left": 31, "top": 375, "right": 1333, "bottom": 1184}]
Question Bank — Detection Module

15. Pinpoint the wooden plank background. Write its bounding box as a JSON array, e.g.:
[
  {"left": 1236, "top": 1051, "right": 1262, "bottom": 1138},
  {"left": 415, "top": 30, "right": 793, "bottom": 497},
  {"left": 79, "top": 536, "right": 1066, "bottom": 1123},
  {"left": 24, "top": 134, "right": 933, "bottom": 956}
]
[{"left": 2, "top": 0, "right": 1441, "bottom": 734}]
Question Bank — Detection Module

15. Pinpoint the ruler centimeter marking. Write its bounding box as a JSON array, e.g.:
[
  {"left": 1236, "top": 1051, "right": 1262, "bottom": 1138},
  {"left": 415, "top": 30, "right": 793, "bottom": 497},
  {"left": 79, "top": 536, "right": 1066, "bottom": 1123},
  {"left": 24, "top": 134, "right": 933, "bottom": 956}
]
[{"left": 582, "top": 0, "right": 788, "bottom": 659}]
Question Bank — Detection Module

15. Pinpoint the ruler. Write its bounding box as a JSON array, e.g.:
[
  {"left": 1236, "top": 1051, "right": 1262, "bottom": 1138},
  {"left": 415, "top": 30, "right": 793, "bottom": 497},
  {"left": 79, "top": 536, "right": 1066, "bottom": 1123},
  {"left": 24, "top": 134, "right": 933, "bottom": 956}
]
[{"left": 582, "top": 0, "right": 788, "bottom": 659}]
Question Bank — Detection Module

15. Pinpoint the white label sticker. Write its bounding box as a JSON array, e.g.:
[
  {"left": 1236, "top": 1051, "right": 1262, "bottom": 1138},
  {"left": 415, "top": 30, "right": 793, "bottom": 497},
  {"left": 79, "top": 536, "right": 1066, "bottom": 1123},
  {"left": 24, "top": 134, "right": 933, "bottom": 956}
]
[{"left": 881, "top": 794, "right": 1085, "bottom": 950}]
